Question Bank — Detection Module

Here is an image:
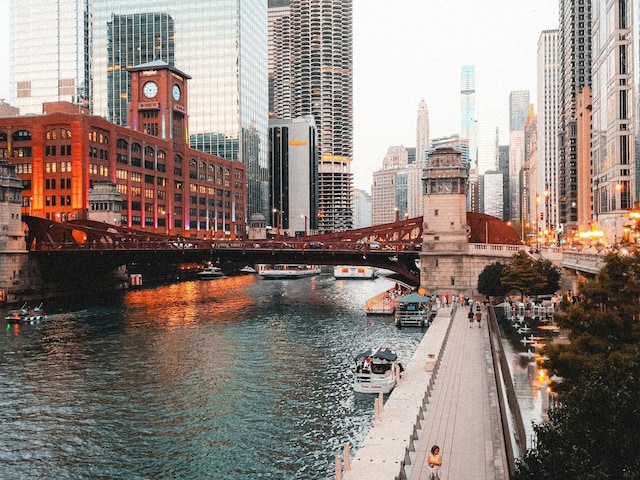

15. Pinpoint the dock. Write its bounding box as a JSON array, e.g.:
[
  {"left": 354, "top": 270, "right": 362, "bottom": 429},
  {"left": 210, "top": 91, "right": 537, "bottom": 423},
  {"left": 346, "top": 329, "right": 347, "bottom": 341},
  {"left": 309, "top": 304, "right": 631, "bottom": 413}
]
[
  {"left": 341, "top": 304, "right": 508, "bottom": 480},
  {"left": 364, "top": 286, "right": 411, "bottom": 315}
]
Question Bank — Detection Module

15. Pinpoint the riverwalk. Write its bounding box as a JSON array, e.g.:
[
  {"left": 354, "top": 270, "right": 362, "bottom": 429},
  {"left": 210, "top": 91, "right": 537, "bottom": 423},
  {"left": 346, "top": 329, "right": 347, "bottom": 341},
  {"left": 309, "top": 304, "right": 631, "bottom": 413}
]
[{"left": 342, "top": 304, "right": 508, "bottom": 480}]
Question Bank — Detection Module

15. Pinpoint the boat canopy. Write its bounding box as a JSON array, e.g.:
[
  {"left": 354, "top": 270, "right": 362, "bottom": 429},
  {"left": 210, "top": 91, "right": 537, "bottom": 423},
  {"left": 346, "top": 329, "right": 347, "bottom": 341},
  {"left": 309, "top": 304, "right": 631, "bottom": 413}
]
[
  {"left": 397, "top": 292, "right": 431, "bottom": 304},
  {"left": 355, "top": 347, "right": 398, "bottom": 362}
]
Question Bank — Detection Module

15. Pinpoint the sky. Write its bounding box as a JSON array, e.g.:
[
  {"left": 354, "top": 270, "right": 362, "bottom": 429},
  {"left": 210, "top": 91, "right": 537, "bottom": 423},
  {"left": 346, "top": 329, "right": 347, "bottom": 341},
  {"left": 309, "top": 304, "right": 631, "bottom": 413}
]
[{"left": 0, "top": 0, "right": 559, "bottom": 191}]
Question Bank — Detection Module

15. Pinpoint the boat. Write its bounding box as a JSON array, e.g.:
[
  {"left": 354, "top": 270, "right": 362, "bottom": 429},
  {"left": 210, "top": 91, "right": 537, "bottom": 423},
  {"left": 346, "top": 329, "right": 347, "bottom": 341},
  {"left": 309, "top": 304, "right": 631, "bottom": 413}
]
[
  {"left": 257, "top": 264, "right": 321, "bottom": 279},
  {"left": 5, "top": 303, "right": 47, "bottom": 324},
  {"left": 394, "top": 292, "right": 433, "bottom": 327},
  {"left": 197, "top": 265, "right": 225, "bottom": 279},
  {"left": 352, "top": 347, "right": 402, "bottom": 394},
  {"left": 239, "top": 265, "right": 257, "bottom": 274},
  {"left": 333, "top": 266, "right": 378, "bottom": 279}
]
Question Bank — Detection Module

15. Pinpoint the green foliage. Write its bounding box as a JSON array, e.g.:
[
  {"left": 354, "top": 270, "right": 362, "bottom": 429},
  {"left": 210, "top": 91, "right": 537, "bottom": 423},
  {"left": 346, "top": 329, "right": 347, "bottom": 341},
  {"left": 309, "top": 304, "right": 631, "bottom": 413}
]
[
  {"left": 477, "top": 262, "right": 508, "bottom": 297},
  {"left": 500, "top": 251, "right": 547, "bottom": 298},
  {"left": 533, "top": 258, "right": 561, "bottom": 295},
  {"left": 515, "top": 251, "right": 640, "bottom": 478},
  {"left": 514, "top": 358, "right": 640, "bottom": 479}
]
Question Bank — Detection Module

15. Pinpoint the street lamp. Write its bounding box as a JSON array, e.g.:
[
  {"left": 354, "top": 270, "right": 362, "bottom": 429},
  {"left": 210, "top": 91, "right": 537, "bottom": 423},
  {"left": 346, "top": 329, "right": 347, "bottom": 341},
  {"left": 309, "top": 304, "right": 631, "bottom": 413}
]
[
  {"left": 301, "top": 214, "right": 308, "bottom": 237},
  {"left": 394, "top": 207, "right": 399, "bottom": 223},
  {"left": 535, "top": 194, "right": 541, "bottom": 251},
  {"left": 272, "top": 208, "right": 283, "bottom": 237}
]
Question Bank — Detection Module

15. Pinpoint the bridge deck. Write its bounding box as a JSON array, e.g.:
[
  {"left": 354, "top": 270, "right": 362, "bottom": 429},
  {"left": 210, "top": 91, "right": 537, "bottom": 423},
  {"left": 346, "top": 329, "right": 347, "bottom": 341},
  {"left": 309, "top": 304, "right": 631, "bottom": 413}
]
[{"left": 407, "top": 304, "right": 508, "bottom": 480}]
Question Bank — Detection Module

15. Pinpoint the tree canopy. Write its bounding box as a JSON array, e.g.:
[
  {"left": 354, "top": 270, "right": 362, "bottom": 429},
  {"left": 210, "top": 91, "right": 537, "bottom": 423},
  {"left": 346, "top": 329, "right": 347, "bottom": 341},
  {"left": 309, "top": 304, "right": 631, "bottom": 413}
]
[
  {"left": 476, "top": 251, "right": 560, "bottom": 298},
  {"left": 514, "top": 251, "right": 640, "bottom": 479}
]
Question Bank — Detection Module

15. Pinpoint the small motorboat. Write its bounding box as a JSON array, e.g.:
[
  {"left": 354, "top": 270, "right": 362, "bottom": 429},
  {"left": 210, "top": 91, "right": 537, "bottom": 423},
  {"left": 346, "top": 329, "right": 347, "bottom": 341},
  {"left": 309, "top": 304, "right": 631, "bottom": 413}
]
[
  {"left": 352, "top": 347, "right": 402, "bottom": 394},
  {"left": 197, "top": 265, "right": 224, "bottom": 279},
  {"left": 5, "top": 303, "right": 47, "bottom": 324},
  {"left": 239, "top": 265, "right": 257, "bottom": 274}
]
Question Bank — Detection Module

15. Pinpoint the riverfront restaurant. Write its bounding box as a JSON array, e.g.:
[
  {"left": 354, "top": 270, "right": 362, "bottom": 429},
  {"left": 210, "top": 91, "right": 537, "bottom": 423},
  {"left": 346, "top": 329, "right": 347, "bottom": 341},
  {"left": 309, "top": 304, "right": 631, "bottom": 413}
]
[{"left": 0, "top": 62, "right": 247, "bottom": 240}]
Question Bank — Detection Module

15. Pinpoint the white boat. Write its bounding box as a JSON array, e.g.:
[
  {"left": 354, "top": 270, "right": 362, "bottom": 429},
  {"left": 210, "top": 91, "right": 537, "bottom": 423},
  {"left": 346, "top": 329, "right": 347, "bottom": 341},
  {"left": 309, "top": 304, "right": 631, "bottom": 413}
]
[
  {"left": 257, "top": 264, "right": 321, "bottom": 279},
  {"left": 333, "top": 266, "right": 378, "bottom": 279},
  {"left": 239, "top": 265, "right": 257, "bottom": 274},
  {"left": 5, "top": 303, "right": 47, "bottom": 324},
  {"left": 197, "top": 265, "right": 224, "bottom": 279},
  {"left": 352, "top": 347, "right": 402, "bottom": 394}
]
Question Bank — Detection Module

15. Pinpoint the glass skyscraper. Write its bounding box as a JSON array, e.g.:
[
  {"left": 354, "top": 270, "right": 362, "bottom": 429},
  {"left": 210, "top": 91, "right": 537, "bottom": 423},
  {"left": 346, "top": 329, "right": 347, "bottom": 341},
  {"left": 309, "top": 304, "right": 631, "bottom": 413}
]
[
  {"left": 92, "top": 1, "right": 269, "bottom": 219},
  {"left": 460, "top": 65, "right": 477, "bottom": 169},
  {"left": 10, "top": 0, "right": 93, "bottom": 114}
]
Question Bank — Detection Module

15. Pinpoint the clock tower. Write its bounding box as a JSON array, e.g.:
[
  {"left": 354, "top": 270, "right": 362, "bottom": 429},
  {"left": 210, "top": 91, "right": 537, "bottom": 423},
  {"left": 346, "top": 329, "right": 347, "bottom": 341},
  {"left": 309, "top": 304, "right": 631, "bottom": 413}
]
[
  {"left": 420, "top": 147, "right": 470, "bottom": 294},
  {"left": 128, "top": 60, "right": 191, "bottom": 143}
]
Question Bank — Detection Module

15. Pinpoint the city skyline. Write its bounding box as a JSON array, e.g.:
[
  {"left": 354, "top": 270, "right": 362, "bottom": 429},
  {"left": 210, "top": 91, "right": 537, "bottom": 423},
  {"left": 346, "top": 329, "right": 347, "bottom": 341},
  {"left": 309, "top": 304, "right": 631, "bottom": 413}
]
[{"left": 0, "top": 0, "right": 558, "bottom": 191}]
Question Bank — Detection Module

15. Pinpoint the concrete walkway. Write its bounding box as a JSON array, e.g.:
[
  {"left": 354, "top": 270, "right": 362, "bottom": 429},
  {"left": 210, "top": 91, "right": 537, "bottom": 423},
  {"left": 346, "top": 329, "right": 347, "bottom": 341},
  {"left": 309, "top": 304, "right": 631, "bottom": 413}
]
[{"left": 407, "top": 305, "right": 508, "bottom": 480}]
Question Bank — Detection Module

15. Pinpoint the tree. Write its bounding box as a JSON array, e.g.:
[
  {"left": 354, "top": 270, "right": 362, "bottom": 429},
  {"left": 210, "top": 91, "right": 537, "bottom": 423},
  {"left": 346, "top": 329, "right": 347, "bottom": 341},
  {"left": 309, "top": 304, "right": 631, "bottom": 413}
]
[
  {"left": 546, "top": 251, "right": 640, "bottom": 383},
  {"left": 477, "top": 261, "right": 508, "bottom": 297},
  {"left": 500, "top": 251, "right": 547, "bottom": 299},
  {"left": 532, "top": 258, "right": 561, "bottom": 295},
  {"left": 513, "top": 358, "right": 640, "bottom": 479},
  {"left": 514, "top": 251, "right": 640, "bottom": 478}
]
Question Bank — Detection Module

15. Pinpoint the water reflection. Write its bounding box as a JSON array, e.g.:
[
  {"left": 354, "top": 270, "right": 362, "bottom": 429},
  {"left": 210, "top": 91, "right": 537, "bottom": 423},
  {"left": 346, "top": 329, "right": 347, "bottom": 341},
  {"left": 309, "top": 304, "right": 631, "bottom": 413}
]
[{"left": 0, "top": 274, "right": 423, "bottom": 479}]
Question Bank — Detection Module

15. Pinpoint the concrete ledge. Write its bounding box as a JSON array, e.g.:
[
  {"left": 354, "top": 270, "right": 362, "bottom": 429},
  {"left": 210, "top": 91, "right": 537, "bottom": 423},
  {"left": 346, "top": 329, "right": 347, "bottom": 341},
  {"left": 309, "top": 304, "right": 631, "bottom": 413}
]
[{"left": 343, "top": 307, "right": 455, "bottom": 480}]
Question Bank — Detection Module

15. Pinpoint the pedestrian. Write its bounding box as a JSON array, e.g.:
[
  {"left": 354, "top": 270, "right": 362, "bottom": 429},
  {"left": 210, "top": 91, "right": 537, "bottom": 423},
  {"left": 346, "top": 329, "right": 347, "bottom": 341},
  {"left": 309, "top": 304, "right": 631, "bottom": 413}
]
[
  {"left": 468, "top": 309, "right": 474, "bottom": 327},
  {"left": 476, "top": 310, "right": 482, "bottom": 327},
  {"left": 427, "top": 444, "right": 442, "bottom": 480}
]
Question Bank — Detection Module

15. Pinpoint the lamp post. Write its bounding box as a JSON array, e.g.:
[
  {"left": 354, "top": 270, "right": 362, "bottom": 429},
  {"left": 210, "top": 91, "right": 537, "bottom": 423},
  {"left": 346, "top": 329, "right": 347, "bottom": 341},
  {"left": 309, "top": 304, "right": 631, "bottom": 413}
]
[
  {"left": 535, "top": 194, "right": 541, "bottom": 251},
  {"left": 394, "top": 207, "right": 399, "bottom": 223},
  {"left": 272, "top": 208, "right": 281, "bottom": 237},
  {"left": 301, "top": 214, "right": 308, "bottom": 237}
]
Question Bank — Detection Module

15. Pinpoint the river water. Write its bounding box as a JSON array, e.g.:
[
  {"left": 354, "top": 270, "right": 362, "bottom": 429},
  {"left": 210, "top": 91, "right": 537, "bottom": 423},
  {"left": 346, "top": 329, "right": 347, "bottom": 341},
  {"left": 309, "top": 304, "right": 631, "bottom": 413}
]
[{"left": 1, "top": 273, "right": 426, "bottom": 479}]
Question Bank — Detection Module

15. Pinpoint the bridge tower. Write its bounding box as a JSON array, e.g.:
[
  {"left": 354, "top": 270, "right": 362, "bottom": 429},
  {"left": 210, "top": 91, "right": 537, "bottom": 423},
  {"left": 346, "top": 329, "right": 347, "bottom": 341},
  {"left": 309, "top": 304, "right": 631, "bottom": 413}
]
[
  {"left": 420, "top": 148, "right": 472, "bottom": 296},
  {"left": 0, "top": 159, "right": 36, "bottom": 303}
]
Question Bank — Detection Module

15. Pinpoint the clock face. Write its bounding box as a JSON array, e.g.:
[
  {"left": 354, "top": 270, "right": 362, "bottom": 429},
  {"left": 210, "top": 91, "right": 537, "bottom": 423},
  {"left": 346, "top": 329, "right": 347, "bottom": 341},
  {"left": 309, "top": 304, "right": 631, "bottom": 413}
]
[
  {"left": 172, "top": 85, "right": 181, "bottom": 101},
  {"left": 143, "top": 81, "right": 158, "bottom": 98}
]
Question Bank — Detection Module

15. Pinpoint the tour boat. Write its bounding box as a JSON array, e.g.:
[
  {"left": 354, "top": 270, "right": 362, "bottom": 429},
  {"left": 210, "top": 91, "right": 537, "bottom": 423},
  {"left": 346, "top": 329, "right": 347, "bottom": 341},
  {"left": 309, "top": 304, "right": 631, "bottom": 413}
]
[
  {"left": 333, "top": 266, "right": 378, "bottom": 279},
  {"left": 197, "top": 265, "right": 225, "bottom": 279},
  {"left": 352, "top": 347, "right": 402, "bottom": 394},
  {"left": 394, "top": 292, "right": 432, "bottom": 327},
  {"left": 257, "top": 264, "right": 321, "bottom": 279}
]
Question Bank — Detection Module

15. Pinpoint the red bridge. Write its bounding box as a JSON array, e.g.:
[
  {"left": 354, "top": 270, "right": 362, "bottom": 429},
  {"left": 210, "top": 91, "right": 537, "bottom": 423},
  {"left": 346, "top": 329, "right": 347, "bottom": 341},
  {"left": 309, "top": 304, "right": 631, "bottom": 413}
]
[{"left": 23, "top": 212, "right": 520, "bottom": 288}]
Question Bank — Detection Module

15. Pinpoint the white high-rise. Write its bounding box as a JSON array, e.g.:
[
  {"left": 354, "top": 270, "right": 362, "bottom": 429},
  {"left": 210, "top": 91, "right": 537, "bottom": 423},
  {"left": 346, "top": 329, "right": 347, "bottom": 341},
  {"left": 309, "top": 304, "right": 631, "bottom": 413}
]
[
  {"left": 460, "top": 65, "right": 477, "bottom": 168},
  {"left": 508, "top": 90, "right": 530, "bottom": 222},
  {"left": 416, "top": 99, "right": 430, "bottom": 166},
  {"left": 537, "top": 30, "right": 559, "bottom": 230}
]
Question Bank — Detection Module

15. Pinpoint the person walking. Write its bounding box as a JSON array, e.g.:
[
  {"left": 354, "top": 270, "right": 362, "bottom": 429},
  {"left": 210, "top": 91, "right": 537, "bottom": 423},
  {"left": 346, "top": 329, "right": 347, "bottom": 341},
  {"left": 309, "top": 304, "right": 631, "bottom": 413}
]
[
  {"left": 468, "top": 309, "right": 474, "bottom": 327},
  {"left": 427, "top": 445, "right": 442, "bottom": 479}
]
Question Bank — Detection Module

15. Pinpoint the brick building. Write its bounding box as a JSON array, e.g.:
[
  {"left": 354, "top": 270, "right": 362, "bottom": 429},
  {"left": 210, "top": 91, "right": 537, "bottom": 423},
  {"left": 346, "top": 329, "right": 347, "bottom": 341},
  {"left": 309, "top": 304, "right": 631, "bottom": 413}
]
[{"left": 0, "top": 62, "right": 246, "bottom": 239}]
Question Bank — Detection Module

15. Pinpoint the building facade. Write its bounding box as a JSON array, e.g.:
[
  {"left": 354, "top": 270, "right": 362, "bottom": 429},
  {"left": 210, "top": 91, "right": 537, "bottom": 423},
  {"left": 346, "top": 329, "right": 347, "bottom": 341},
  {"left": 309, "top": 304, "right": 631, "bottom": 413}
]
[
  {"left": 10, "top": 0, "right": 93, "bottom": 114},
  {"left": 591, "top": 0, "right": 637, "bottom": 242},
  {"left": 558, "top": 0, "right": 592, "bottom": 230},
  {"left": 460, "top": 65, "right": 478, "bottom": 168},
  {"left": 508, "top": 90, "right": 530, "bottom": 222},
  {"left": 271, "top": 0, "right": 354, "bottom": 233},
  {"left": 416, "top": 99, "right": 430, "bottom": 167},
  {"left": 268, "top": 115, "right": 319, "bottom": 236},
  {"left": 0, "top": 64, "right": 246, "bottom": 238},
  {"left": 537, "top": 30, "right": 560, "bottom": 233}
]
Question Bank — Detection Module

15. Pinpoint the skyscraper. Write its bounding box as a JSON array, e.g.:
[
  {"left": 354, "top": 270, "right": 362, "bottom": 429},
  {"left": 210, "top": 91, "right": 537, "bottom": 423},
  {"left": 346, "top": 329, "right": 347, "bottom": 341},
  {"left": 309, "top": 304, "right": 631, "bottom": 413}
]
[
  {"left": 416, "top": 99, "right": 430, "bottom": 166},
  {"left": 92, "top": 1, "right": 269, "bottom": 220},
  {"left": 10, "top": 0, "right": 93, "bottom": 114},
  {"left": 558, "top": 0, "right": 592, "bottom": 231},
  {"left": 460, "top": 65, "right": 477, "bottom": 168},
  {"left": 536, "top": 30, "right": 559, "bottom": 231},
  {"left": 508, "top": 90, "right": 530, "bottom": 221},
  {"left": 591, "top": 0, "right": 637, "bottom": 241},
  {"left": 107, "top": 13, "right": 175, "bottom": 127},
  {"left": 272, "top": 0, "right": 354, "bottom": 233}
]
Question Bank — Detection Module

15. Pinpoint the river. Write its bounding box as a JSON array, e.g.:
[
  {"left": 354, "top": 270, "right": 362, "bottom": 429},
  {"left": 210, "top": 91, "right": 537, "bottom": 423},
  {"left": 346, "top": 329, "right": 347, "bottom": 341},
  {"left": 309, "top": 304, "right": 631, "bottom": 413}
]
[{"left": 1, "top": 272, "right": 425, "bottom": 479}]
